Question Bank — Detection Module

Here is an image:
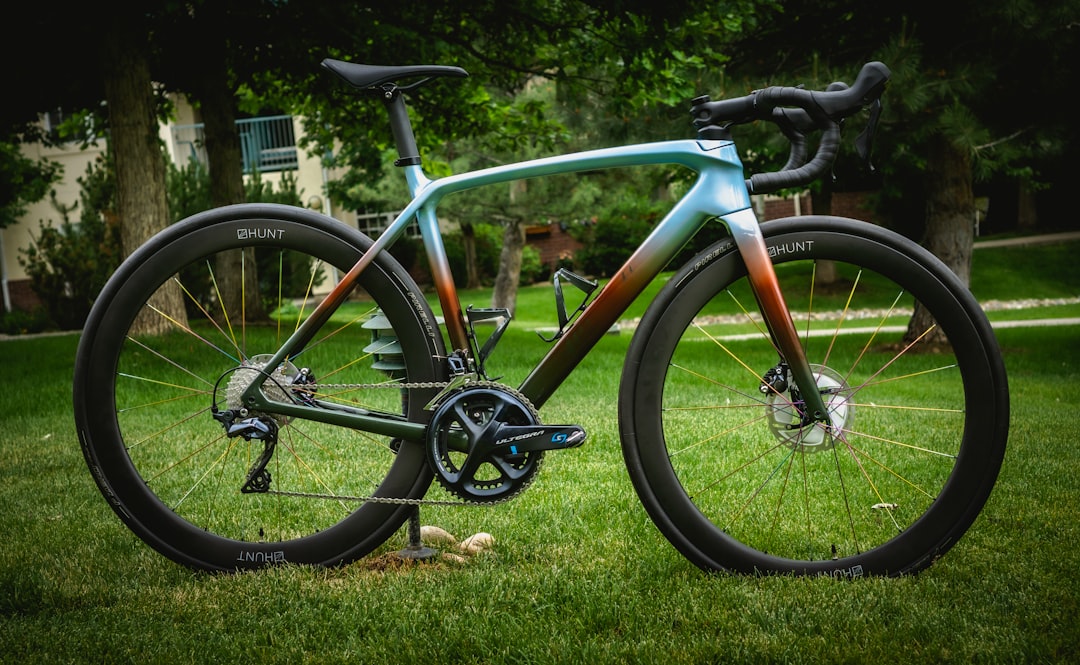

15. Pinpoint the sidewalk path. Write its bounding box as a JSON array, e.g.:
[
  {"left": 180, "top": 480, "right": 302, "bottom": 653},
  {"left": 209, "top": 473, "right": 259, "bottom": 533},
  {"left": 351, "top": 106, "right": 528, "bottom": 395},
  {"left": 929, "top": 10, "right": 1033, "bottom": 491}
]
[
  {"left": 975, "top": 230, "right": 1080, "bottom": 249},
  {"left": 5, "top": 232, "right": 1079, "bottom": 343}
]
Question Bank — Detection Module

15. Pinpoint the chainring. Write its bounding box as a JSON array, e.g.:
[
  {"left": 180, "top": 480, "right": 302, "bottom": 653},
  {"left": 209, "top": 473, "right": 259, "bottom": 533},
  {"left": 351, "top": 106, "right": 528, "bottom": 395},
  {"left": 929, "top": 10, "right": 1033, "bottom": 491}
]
[{"left": 426, "top": 383, "right": 543, "bottom": 503}]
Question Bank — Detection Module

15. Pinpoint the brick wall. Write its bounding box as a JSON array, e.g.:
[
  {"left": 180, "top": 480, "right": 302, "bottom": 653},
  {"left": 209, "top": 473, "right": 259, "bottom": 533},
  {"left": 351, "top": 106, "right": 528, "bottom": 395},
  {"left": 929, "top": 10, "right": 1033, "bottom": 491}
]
[
  {"left": 524, "top": 191, "right": 874, "bottom": 273},
  {"left": 525, "top": 223, "right": 583, "bottom": 270},
  {"left": 759, "top": 191, "right": 873, "bottom": 221},
  {"left": 5, "top": 279, "right": 39, "bottom": 312}
]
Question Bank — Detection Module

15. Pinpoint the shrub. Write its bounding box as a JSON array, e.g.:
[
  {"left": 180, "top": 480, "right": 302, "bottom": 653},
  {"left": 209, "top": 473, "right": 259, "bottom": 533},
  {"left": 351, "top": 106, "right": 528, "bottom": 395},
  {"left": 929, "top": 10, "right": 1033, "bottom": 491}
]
[
  {"left": 519, "top": 244, "right": 546, "bottom": 285},
  {"left": 18, "top": 154, "right": 121, "bottom": 330},
  {"left": 0, "top": 307, "right": 52, "bottom": 335}
]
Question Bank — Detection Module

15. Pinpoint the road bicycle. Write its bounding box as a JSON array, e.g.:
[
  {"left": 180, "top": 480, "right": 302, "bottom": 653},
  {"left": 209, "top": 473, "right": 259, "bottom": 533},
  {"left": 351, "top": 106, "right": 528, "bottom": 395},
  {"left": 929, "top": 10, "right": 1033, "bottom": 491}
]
[{"left": 73, "top": 58, "right": 1009, "bottom": 577}]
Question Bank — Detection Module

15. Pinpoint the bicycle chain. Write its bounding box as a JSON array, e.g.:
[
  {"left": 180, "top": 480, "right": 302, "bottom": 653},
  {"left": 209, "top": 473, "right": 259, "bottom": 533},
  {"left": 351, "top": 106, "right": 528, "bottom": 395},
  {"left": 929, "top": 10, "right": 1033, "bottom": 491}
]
[{"left": 275, "top": 378, "right": 542, "bottom": 507}]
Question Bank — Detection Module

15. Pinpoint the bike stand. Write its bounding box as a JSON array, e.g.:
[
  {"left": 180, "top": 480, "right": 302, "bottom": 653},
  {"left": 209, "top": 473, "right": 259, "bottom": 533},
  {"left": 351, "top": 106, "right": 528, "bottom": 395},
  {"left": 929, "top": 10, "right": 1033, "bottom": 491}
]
[{"left": 396, "top": 506, "right": 438, "bottom": 561}]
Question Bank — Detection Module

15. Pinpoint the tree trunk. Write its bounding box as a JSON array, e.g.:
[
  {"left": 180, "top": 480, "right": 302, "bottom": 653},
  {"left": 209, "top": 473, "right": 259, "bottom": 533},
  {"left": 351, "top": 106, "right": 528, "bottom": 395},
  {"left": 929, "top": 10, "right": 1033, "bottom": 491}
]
[
  {"left": 904, "top": 133, "right": 974, "bottom": 347},
  {"left": 101, "top": 20, "right": 187, "bottom": 335},
  {"left": 193, "top": 41, "right": 265, "bottom": 322},
  {"left": 462, "top": 222, "right": 480, "bottom": 289},
  {"left": 810, "top": 181, "right": 838, "bottom": 285},
  {"left": 492, "top": 220, "right": 525, "bottom": 314}
]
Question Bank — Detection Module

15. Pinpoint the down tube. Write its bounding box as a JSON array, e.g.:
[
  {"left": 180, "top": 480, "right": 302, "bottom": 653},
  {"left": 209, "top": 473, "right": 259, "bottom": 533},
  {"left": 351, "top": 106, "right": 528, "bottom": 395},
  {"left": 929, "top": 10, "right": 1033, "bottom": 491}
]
[{"left": 518, "top": 199, "right": 718, "bottom": 408}]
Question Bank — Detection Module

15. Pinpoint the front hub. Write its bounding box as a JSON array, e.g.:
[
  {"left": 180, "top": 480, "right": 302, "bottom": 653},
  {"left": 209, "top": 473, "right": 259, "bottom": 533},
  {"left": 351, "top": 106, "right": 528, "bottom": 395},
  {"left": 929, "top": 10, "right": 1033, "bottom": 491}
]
[{"left": 765, "top": 364, "right": 853, "bottom": 452}]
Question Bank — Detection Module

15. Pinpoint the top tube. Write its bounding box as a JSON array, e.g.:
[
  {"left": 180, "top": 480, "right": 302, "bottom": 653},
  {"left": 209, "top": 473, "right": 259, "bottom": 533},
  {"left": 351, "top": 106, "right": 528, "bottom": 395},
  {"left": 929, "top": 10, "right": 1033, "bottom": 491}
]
[{"left": 396, "top": 138, "right": 751, "bottom": 224}]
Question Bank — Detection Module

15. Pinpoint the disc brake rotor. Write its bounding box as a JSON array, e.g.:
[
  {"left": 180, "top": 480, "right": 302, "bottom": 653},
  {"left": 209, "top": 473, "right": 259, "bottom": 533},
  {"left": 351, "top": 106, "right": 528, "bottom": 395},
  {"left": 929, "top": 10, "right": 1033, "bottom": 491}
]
[{"left": 766, "top": 364, "right": 854, "bottom": 452}]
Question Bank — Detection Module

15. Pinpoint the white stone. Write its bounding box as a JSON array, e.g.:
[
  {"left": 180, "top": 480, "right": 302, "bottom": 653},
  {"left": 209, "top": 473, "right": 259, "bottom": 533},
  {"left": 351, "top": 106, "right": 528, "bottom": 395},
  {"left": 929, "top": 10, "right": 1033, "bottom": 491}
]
[
  {"left": 459, "top": 532, "right": 495, "bottom": 555},
  {"left": 420, "top": 525, "right": 457, "bottom": 545}
]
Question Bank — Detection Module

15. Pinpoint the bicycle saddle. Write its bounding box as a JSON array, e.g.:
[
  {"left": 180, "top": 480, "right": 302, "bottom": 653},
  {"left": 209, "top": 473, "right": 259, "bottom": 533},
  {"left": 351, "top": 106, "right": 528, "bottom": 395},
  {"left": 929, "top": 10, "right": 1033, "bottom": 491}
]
[{"left": 321, "top": 58, "right": 468, "bottom": 90}]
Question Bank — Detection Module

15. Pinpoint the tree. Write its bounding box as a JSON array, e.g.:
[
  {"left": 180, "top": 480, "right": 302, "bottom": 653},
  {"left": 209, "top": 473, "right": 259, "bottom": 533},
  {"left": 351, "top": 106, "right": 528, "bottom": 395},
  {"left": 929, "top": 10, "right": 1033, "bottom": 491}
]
[
  {"left": 4, "top": 4, "right": 189, "bottom": 332},
  {"left": 708, "top": 0, "right": 1079, "bottom": 345},
  {"left": 99, "top": 14, "right": 188, "bottom": 334},
  {"left": 152, "top": 1, "right": 283, "bottom": 323}
]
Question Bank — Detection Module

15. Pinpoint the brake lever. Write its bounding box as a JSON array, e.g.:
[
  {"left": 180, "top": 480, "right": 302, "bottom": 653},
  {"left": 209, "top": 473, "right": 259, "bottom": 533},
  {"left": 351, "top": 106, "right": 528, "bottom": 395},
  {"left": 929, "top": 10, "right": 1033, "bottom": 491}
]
[{"left": 855, "top": 98, "right": 882, "bottom": 173}]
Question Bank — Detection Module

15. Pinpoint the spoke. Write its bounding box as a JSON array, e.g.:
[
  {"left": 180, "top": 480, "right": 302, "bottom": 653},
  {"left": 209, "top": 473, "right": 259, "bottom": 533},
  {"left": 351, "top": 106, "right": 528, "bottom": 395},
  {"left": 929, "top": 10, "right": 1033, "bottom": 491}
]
[
  {"left": 146, "top": 303, "right": 240, "bottom": 364},
  {"left": 830, "top": 444, "right": 862, "bottom": 554},
  {"left": 724, "top": 445, "right": 797, "bottom": 530},
  {"left": 820, "top": 269, "right": 862, "bottom": 368},
  {"left": 297, "top": 304, "right": 379, "bottom": 362},
  {"left": 169, "top": 436, "right": 240, "bottom": 509},
  {"left": 688, "top": 439, "right": 788, "bottom": 499},
  {"left": 173, "top": 272, "right": 244, "bottom": 363},
  {"left": 839, "top": 290, "right": 909, "bottom": 386},
  {"left": 768, "top": 448, "right": 798, "bottom": 541},
  {"left": 117, "top": 371, "right": 209, "bottom": 396},
  {"left": 277, "top": 425, "right": 354, "bottom": 514},
  {"left": 293, "top": 258, "right": 325, "bottom": 334},
  {"left": 241, "top": 248, "right": 249, "bottom": 352},
  {"left": 691, "top": 322, "right": 796, "bottom": 408},
  {"left": 723, "top": 289, "right": 779, "bottom": 353},
  {"left": 847, "top": 401, "right": 963, "bottom": 415},
  {"left": 843, "top": 440, "right": 940, "bottom": 502},
  {"left": 126, "top": 405, "right": 215, "bottom": 451},
  {"left": 838, "top": 435, "right": 895, "bottom": 528},
  {"left": 667, "top": 361, "right": 767, "bottom": 407},
  {"left": 277, "top": 250, "right": 284, "bottom": 344},
  {"left": 116, "top": 387, "right": 209, "bottom": 414},
  {"left": 847, "top": 324, "right": 940, "bottom": 397},
  {"left": 125, "top": 335, "right": 216, "bottom": 388},
  {"left": 206, "top": 259, "right": 241, "bottom": 359},
  {"left": 667, "top": 410, "right": 774, "bottom": 458},
  {"left": 855, "top": 363, "right": 960, "bottom": 392},
  {"left": 837, "top": 425, "right": 957, "bottom": 459},
  {"left": 144, "top": 427, "right": 231, "bottom": 485}
]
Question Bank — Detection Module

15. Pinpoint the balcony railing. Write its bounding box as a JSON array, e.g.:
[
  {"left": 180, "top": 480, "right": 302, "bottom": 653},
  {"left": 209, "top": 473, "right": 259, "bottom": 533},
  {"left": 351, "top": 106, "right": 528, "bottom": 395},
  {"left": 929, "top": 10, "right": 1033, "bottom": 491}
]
[{"left": 170, "top": 115, "right": 298, "bottom": 173}]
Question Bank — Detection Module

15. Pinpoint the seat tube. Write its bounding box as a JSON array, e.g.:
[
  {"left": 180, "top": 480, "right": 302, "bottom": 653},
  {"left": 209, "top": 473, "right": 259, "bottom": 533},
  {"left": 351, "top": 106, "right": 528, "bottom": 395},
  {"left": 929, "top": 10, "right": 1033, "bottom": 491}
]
[{"left": 722, "top": 208, "right": 830, "bottom": 422}]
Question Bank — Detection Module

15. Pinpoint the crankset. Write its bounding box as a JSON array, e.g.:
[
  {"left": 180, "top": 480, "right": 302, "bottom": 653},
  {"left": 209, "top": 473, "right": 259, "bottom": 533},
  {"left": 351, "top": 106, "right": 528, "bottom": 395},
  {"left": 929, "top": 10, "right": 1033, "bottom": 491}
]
[{"left": 426, "top": 383, "right": 586, "bottom": 503}]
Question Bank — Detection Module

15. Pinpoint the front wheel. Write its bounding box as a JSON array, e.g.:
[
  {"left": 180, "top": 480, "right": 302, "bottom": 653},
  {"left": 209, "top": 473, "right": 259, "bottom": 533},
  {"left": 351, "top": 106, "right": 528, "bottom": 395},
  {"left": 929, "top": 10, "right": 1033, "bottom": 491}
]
[
  {"left": 74, "top": 204, "right": 446, "bottom": 572},
  {"left": 619, "top": 216, "right": 1009, "bottom": 576}
]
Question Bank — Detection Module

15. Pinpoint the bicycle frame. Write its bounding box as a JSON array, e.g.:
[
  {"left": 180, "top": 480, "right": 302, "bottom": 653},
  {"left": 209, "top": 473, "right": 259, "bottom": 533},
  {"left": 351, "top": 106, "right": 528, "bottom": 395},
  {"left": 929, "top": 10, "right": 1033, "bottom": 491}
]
[{"left": 243, "top": 138, "right": 831, "bottom": 438}]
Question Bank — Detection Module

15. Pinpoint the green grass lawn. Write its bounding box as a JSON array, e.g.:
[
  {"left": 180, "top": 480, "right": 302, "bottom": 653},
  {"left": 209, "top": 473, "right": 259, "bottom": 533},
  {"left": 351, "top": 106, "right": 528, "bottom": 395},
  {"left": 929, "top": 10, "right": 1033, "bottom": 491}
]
[{"left": 1, "top": 237, "right": 1078, "bottom": 663}]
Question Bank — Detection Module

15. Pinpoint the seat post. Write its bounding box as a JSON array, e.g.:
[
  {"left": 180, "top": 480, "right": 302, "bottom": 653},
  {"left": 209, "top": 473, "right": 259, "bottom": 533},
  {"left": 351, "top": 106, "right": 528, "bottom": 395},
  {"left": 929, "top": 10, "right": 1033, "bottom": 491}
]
[{"left": 381, "top": 87, "right": 422, "bottom": 167}]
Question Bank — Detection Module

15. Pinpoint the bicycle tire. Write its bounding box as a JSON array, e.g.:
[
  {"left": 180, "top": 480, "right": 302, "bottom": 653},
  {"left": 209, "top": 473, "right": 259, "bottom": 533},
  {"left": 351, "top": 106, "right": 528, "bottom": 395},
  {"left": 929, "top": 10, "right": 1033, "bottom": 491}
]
[
  {"left": 74, "top": 203, "right": 446, "bottom": 572},
  {"left": 619, "top": 216, "right": 1009, "bottom": 576}
]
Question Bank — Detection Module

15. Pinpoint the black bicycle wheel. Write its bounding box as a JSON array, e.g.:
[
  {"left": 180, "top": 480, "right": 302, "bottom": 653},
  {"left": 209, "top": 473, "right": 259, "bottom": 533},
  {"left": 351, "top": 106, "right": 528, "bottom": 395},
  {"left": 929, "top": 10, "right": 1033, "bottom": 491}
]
[
  {"left": 619, "top": 216, "right": 1009, "bottom": 576},
  {"left": 74, "top": 203, "right": 446, "bottom": 572}
]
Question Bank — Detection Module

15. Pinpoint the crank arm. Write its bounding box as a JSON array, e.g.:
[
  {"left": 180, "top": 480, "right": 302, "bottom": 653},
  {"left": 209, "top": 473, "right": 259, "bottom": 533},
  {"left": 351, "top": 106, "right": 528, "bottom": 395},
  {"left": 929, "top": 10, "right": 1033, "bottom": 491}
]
[{"left": 489, "top": 424, "right": 587, "bottom": 455}]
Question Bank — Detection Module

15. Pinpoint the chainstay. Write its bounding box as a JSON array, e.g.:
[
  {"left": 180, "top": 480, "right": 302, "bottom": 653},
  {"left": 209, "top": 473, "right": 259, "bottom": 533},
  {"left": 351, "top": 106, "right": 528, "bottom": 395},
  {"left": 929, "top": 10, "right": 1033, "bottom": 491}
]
[
  {"left": 297, "top": 381, "right": 452, "bottom": 391},
  {"left": 273, "top": 379, "right": 545, "bottom": 506},
  {"left": 262, "top": 489, "right": 494, "bottom": 506}
]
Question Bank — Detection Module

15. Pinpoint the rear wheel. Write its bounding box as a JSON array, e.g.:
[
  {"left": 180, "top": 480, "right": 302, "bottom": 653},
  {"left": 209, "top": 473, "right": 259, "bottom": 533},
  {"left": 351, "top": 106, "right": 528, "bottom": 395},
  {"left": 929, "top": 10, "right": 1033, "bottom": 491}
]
[
  {"left": 619, "top": 216, "right": 1009, "bottom": 576},
  {"left": 74, "top": 204, "right": 445, "bottom": 571}
]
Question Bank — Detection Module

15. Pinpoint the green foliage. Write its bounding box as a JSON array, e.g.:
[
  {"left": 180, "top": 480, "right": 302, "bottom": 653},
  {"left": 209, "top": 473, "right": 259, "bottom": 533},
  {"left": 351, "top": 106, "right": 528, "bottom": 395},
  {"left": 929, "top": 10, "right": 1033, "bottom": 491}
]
[
  {"left": 0, "top": 140, "right": 62, "bottom": 229},
  {"left": 574, "top": 216, "right": 651, "bottom": 278},
  {"left": 165, "top": 159, "right": 213, "bottom": 222},
  {"left": 519, "top": 244, "right": 546, "bottom": 285},
  {"left": 0, "top": 306, "right": 52, "bottom": 335},
  {"left": 166, "top": 160, "right": 303, "bottom": 222},
  {"left": 444, "top": 223, "right": 503, "bottom": 286},
  {"left": 17, "top": 153, "right": 121, "bottom": 330},
  {"left": 166, "top": 159, "right": 314, "bottom": 316}
]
